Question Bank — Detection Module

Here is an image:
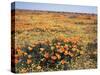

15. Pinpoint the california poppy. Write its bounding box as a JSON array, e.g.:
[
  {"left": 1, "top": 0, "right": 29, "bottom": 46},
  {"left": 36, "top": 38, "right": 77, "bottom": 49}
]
[
  {"left": 28, "top": 46, "right": 33, "bottom": 51},
  {"left": 60, "top": 46, "right": 65, "bottom": 52},
  {"left": 15, "top": 59, "right": 19, "bottom": 64},
  {"left": 16, "top": 48, "right": 21, "bottom": 52},
  {"left": 51, "top": 55, "right": 57, "bottom": 60},
  {"left": 80, "top": 51, "right": 84, "bottom": 55},
  {"left": 63, "top": 38, "right": 69, "bottom": 43},
  {"left": 64, "top": 50, "right": 68, "bottom": 55},
  {"left": 61, "top": 59, "right": 66, "bottom": 65},
  {"left": 20, "top": 68, "right": 27, "bottom": 73},
  {"left": 17, "top": 50, "right": 24, "bottom": 56},
  {"left": 68, "top": 52, "right": 74, "bottom": 57},
  {"left": 37, "top": 65, "right": 41, "bottom": 70},
  {"left": 28, "top": 55, "right": 32, "bottom": 58},
  {"left": 24, "top": 52, "right": 28, "bottom": 56},
  {"left": 56, "top": 45, "right": 60, "bottom": 49},
  {"left": 55, "top": 53, "right": 61, "bottom": 60},
  {"left": 40, "top": 48, "right": 45, "bottom": 52},
  {"left": 44, "top": 52, "right": 49, "bottom": 59},
  {"left": 64, "top": 44, "right": 68, "bottom": 50},
  {"left": 15, "top": 54, "right": 19, "bottom": 59},
  {"left": 27, "top": 59, "right": 32, "bottom": 64},
  {"left": 57, "top": 49, "right": 63, "bottom": 53}
]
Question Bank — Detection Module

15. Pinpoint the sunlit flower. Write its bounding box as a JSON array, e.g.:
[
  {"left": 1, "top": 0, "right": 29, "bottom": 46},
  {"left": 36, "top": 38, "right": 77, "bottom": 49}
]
[
  {"left": 64, "top": 44, "right": 68, "bottom": 50},
  {"left": 68, "top": 52, "right": 74, "bottom": 57},
  {"left": 64, "top": 50, "right": 68, "bottom": 55},
  {"left": 44, "top": 52, "right": 49, "bottom": 59},
  {"left": 51, "top": 55, "right": 57, "bottom": 60},
  {"left": 57, "top": 49, "right": 63, "bottom": 53},
  {"left": 20, "top": 68, "right": 27, "bottom": 73},
  {"left": 28, "top": 46, "right": 33, "bottom": 51},
  {"left": 58, "top": 34, "right": 65, "bottom": 40},
  {"left": 56, "top": 45, "right": 60, "bottom": 49},
  {"left": 16, "top": 48, "right": 21, "bottom": 52},
  {"left": 55, "top": 53, "right": 61, "bottom": 60},
  {"left": 15, "top": 59, "right": 19, "bottom": 64},
  {"left": 60, "top": 46, "right": 65, "bottom": 52},
  {"left": 63, "top": 38, "right": 69, "bottom": 43},
  {"left": 72, "top": 45, "right": 77, "bottom": 48},
  {"left": 27, "top": 59, "right": 32, "bottom": 64},
  {"left": 80, "top": 51, "right": 84, "bottom": 55},
  {"left": 61, "top": 59, "right": 66, "bottom": 65},
  {"left": 51, "top": 46, "right": 55, "bottom": 50},
  {"left": 17, "top": 50, "right": 24, "bottom": 56},
  {"left": 40, "top": 48, "right": 45, "bottom": 52},
  {"left": 24, "top": 52, "right": 28, "bottom": 56},
  {"left": 51, "top": 60, "right": 55, "bottom": 64},
  {"left": 57, "top": 42, "right": 61, "bottom": 45},
  {"left": 37, "top": 65, "right": 41, "bottom": 70},
  {"left": 15, "top": 54, "right": 19, "bottom": 59},
  {"left": 28, "top": 55, "right": 32, "bottom": 58}
]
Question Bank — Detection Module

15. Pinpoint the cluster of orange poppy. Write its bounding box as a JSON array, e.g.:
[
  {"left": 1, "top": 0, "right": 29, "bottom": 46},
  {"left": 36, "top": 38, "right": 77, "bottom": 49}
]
[{"left": 13, "top": 36, "right": 84, "bottom": 72}]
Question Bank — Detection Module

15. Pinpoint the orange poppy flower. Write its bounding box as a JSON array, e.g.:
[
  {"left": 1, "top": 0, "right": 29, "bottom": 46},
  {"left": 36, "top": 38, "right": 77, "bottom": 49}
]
[
  {"left": 27, "top": 59, "right": 32, "bottom": 64},
  {"left": 72, "top": 45, "right": 77, "bottom": 48},
  {"left": 58, "top": 34, "right": 65, "bottom": 40},
  {"left": 51, "top": 46, "right": 55, "bottom": 50},
  {"left": 68, "top": 52, "right": 74, "bottom": 57},
  {"left": 64, "top": 44, "right": 68, "bottom": 50},
  {"left": 61, "top": 59, "right": 66, "bottom": 65},
  {"left": 28, "top": 46, "right": 33, "bottom": 51},
  {"left": 55, "top": 53, "right": 61, "bottom": 60},
  {"left": 57, "top": 42, "right": 61, "bottom": 46},
  {"left": 57, "top": 49, "right": 63, "bottom": 53},
  {"left": 56, "top": 45, "right": 60, "bottom": 49},
  {"left": 15, "top": 59, "right": 19, "bottom": 64},
  {"left": 80, "top": 51, "right": 84, "bottom": 55},
  {"left": 64, "top": 50, "right": 68, "bottom": 55},
  {"left": 63, "top": 38, "right": 69, "bottom": 43},
  {"left": 17, "top": 50, "right": 24, "bottom": 56},
  {"left": 93, "top": 51, "right": 97, "bottom": 55},
  {"left": 44, "top": 52, "right": 49, "bottom": 59},
  {"left": 15, "top": 54, "right": 19, "bottom": 58},
  {"left": 24, "top": 52, "right": 28, "bottom": 56},
  {"left": 51, "top": 60, "right": 55, "bottom": 64},
  {"left": 16, "top": 48, "right": 21, "bottom": 52},
  {"left": 37, "top": 65, "right": 42, "bottom": 70},
  {"left": 28, "top": 55, "right": 32, "bottom": 58},
  {"left": 20, "top": 68, "right": 27, "bottom": 73},
  {"left": 32, "top": 44, "right": 36, "bottom": 47},
  {"left": 61, "top": 46, "right": 65, "bottom": 52},
  {"left": 40, "top": 48, "right": 45, "bottom": 52},
  {"left": 51, "top": 55, "right": 57, "bottom": 60}
]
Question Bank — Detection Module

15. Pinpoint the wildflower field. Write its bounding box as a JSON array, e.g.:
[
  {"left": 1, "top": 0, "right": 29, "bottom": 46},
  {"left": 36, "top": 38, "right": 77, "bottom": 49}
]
[{"left": 11, "top": 10, "right": 97, "bottom": 73}]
